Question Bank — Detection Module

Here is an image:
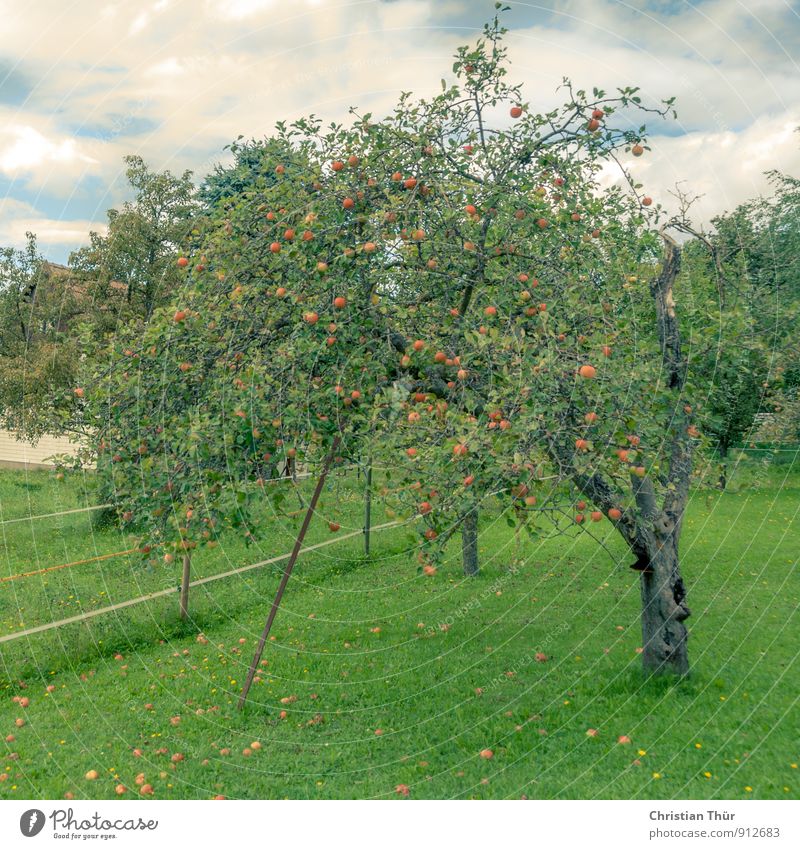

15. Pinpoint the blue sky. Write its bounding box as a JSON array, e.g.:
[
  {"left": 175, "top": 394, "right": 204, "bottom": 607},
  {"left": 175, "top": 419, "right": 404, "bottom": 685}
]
[{"left": 1, "top": 0, "right": 799, "bottom": 262}]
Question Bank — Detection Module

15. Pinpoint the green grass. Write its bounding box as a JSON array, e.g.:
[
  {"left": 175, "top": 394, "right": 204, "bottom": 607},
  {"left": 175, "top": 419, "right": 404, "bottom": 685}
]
[{"left": 1, "top": 460, "right": 798, "bottom": 800}]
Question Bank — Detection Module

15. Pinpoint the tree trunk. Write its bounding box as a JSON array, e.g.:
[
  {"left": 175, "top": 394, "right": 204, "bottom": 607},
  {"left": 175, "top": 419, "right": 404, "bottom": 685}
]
[
  {"left": 718, "top": 442, "right": 729, "bottom": 491},
  {"left": 179, "top": 553, "right": 191, "bottom": 621},
  {"left": 555, "top": 233, "right": 693, "bottom": 677},
  {"left": 638, "top": 532, "right": 690, "bottom": 675},
  {"left": 461, "top": 505, "right": 479, "bottom": 577}
]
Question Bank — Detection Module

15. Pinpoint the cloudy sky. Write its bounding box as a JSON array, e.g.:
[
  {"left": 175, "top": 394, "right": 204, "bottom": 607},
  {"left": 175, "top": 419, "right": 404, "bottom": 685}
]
[{"left": 1, "top": 0, "right": 799, "bottom": 261}]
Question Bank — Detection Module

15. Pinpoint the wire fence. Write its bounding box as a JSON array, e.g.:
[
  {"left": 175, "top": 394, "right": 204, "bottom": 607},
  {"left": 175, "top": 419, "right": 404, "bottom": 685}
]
[
  {"left": 0, "top": 470, "right": 314, "bottom": 528},
  {"left": 2, "top": 442, "right": 794, "bottom": 644},
  {"left": 0, "top": 469, "right": 360, "bottom": 585},
  {"left": 0, "top": 520, "right": 402, "bottom": 645},
  {"left": 0, "top": 503, "right": 111, "bottom": 527},
  {"left": 0, "top": 547, "right": 142, "bottom": 584}
]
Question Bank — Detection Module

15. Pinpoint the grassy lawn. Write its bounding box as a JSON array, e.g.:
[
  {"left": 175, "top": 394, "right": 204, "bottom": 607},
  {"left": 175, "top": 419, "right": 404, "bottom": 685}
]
[{"left": 1, "top": 458, "right": 798, "bottom": 800}]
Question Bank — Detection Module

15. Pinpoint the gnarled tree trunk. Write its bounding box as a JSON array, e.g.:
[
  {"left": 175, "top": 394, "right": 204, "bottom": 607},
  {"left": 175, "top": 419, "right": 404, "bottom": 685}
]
[
  {"left": 549, "top": 231, "right": 694, "bottom": 677},
  {"left": 639, "top": 527, "right": 690, "bottom": 675},
  {"left": 635, "top": 232, "right": 693, "bottom": 675}
]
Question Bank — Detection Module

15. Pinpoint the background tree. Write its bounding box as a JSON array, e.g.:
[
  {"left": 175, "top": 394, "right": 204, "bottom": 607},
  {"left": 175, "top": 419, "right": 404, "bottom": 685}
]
[
  {"left": 0, "top": 234, "right": 123, "bottom": 440},
  {"left": 70, "top": 155, "right": 198, "bottom": 319},
  {"left": 711, "top": 164, "right": 800, "bottom": 446},
  {"left": 0, "top": 155, "right": 197, "bottom": 439},
  {"left": 675, "top": 237, "right": 767, "bottom": 488},
  {"left": 673, "top": 154, "right": 800, "bottom": 473}
]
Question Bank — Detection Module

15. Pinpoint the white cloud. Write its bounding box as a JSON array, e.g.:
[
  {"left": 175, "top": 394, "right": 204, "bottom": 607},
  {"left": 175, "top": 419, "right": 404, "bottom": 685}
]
[
  {"left": 211, "top": 0, "right": 275, "bottom": 20},
  {"left": 0, "top": 124, "right": 98, "bottom": 175},
  {"left": 209, "top": 0, "right": 328, "bottom": 21},
  {"left": 145, "top": 57, "right": 185, "bottom": 77},
  {"left": 0, "top": 198, "right": 105, "bottom": 253},
  {"left": 628, "top": 114, "right": 800, "bottom": 225},
  {"left": 130, "top": 12, "right": 150, "bottom": 35},
  {"left": 0, "top": 0, "right": 797, "bottom": 254}
]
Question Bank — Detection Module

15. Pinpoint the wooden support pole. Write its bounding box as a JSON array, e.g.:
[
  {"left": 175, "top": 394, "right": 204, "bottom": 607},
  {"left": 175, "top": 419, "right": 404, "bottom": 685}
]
[
  {"left": 238, "top": 435, "right": 341, "bottom": 710},
  {"left": 364, "top": 460, "right": 372, "bottom": 557},
  {"left": 179, "top": 553, "right": 191, "bottom": 620}
]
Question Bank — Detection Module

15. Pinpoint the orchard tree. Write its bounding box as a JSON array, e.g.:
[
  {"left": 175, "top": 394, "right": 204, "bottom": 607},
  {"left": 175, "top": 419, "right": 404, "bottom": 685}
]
[
  {"left": 76, "top": 9, "right": 706, "bottom": 675},
  {"left": 199, "top": 137, "right": 289, "bottom": 210}
]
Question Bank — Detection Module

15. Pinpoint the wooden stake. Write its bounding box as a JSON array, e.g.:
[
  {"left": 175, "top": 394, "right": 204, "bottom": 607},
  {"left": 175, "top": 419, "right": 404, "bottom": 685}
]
[
  {"left": 364, "top": 460, "right": 372, "bottom": 556},
  {"left": 179, "top": 553, "right": 191, "bottom": 620},
  {"left": 238, "top": 435, "right": 341, "bottom": 710}
]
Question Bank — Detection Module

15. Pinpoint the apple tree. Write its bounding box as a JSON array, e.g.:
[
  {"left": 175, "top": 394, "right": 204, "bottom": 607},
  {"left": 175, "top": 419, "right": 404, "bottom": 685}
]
[{"left": 76, "top": 10, "right": 705, "bottom": 675}]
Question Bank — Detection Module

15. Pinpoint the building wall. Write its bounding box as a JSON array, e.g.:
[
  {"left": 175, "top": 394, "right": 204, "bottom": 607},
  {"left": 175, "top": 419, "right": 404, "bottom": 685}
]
[{"left": 0, "top": 430, "right": 82, "bottom": 470}]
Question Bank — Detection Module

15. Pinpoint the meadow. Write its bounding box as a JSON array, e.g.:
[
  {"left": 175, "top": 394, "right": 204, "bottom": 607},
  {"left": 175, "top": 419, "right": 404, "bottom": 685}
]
[{"left": 1, "top": 454, "right": 798, "bottom": 800}]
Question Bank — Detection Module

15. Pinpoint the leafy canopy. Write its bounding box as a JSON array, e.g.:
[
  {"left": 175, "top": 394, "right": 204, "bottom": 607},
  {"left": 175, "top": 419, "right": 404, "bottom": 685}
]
[{"left": 77, "top": 12, "right": 693, "bottom": 571}]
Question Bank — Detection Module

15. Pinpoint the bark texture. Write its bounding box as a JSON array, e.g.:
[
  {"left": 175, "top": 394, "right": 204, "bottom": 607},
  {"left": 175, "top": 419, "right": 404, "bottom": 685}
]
[
  {"left": 636, "top": 232, "right": 693, "bottom": 675},
  {"left": 639, "top": 525, "right": 690, "bottom": 675},
  {"left": 461, "top": 505, "right": 479, "bottom": 576}
]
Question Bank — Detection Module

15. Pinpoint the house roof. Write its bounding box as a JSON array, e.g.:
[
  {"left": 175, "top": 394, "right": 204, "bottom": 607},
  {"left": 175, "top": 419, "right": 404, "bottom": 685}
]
[{"left": 23, "top": 261, "right": 128, "bottom": 308}]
